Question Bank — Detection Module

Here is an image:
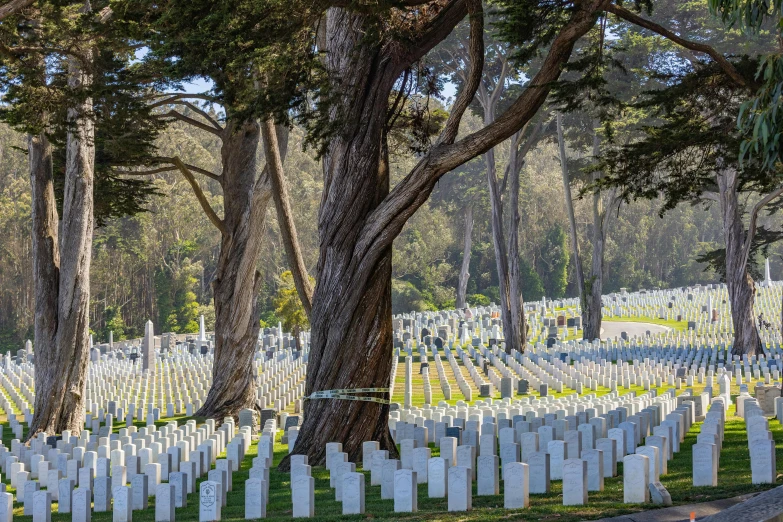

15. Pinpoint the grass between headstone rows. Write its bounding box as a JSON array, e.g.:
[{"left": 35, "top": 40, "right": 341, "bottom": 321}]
[{"left": 2, "top": 382, "right": 782, "bottom": 520}]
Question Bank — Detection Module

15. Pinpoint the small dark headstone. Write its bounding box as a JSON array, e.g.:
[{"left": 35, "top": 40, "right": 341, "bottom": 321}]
[
  {"left": 433, "top": 337, "right": 444, "bottom": 349},
  {"left": 539, "top": 384, "right": 548, "bottom": 397},
  {"left": 284, "top": 416, "right": 301, "bottom": 430},
  {"left": 445, "top": 426, "right": 462, "bottom": 444},
  {"left": 518, "top": 380, "right": 529, "bottom": 395},
  {"left": 479, "top": 384, "right": 491, "bottom": 397},
  {"left": 260, "top": 409, "right": 276, "bottom": 424}
]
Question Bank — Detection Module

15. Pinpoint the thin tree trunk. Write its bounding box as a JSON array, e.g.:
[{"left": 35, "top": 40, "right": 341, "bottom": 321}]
[
  {"left": 486, "top": 147, "right": 519, "bottom": 353},
  {"left": 261, "top": 119, "right": 313, "bottom": 317},
  {"left": 456, "top": 204, "right": 473, "bottom": 309},
  {"left": 584, "top": 127, "right": 608, "bottom": 341},
  {"left": 506, "top": 132, "right": 525, "bottom": 351},
  {"left": 197, "top": 119, "right": 271, "bottom": 419},
  {"left": 719, "top": 170, "right": 761, "bottom": 356},
  {"left": 556, "top": 114, "right": 586, "bottom": 317}
]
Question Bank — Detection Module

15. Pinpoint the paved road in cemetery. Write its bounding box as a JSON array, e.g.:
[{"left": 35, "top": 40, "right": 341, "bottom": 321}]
[{"left": 601, "top": 321, "right": 671, "bottom": 340}]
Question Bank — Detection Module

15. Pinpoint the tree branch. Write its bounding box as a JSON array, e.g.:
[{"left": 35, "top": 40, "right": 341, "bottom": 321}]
[
  {"left": 357, "top": 0, "right": 609, "bottom": 267},
  {"left": 144, "top": 157, "right": 222, "bottom": 182},
  {"left": 150, "top": 93, "right": 218, "bottom": 103},
  {"left": 435, "top": 0, "right": 483, "bottom": 146},
  {"left": 396, "top": 0, "right": 469, "bottom": 75},
  {"left": 743, "top": 185, "right": 783, "bottom": 269},
  {"left": 172, "top": 157, "right": 226, "bottom": 234},
  {"left": 0, "top": 0, "right": 33, "bottom": 20},
  {"left": 116, "top": 166, "right": 178, "bottom": 176},
  {"left": 606, "top": 4, "right": 749, "bottom": 89},
  {"left": 159, "top": 110, "right": 223, "bottom": 137},
  {"left": 150, "top": 99, "right": 223, "bottom": 130}
]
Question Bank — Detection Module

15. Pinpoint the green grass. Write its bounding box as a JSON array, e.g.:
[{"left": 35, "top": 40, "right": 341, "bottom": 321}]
[
  {"left": 603, "top": 316, "right": 689, "bottom": 332},
  {"left": 3, "top": 380, "right": 782, "bottom": 520}
]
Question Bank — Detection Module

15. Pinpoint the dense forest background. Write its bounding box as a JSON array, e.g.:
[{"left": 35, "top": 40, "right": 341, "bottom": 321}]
[{"left": 0, "top": 108, "right": 731, "bottom": 350}]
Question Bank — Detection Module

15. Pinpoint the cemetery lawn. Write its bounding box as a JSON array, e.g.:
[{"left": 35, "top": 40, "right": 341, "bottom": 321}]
[
  {"left": 603, "top": 316, "right": 689, "bottom": 331},
  {"left": 4, "top": 383, "right": 782, "bottom": 521}
]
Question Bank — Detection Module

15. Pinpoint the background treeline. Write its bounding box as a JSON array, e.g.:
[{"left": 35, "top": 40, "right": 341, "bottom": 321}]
[{"left": 0, "top": 110, "right": 727, "bottom": 350}]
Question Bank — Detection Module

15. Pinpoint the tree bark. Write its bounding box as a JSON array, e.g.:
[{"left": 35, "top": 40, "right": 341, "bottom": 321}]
[
  {"left": 281, "top": 0, "right": 605, "bottom": 468},
  {"left": 456, "top": 204, "right": 473, "bottom": 309},
  {"left": 28, "top": 129, "right": 61, "bottom": 436},
  {"left": 719, "top": 170, "right": 761, "bottom": 356},
  {"left": 29, "top": 45, "right": 95, "bottom": 438},
  {"left": 261, "top": 119, "right": 313, "bottom": 317},
  {"left": 197, "top": 119, "right": 272, "bottom": 419},
  {"left": 279, "top": 10, "right": 402, "bottom": 468},
  {"left": 506, "top": 132, "right": 525, "bottom": 352}
]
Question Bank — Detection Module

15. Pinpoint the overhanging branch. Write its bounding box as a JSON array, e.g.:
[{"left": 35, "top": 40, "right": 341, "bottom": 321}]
[
  {"left": 172, "top": 157, "right": 226, "bottom": 234},
  {"left": 159, "top": 110, "right": 223, "bottom": 137},
  {"left": 743, "top": 185, "right": 783, "bottom": 269},
  {"left": 435, "top": 0, "right": 483, "bottom": 145},
  {"left": 606, "top": 4, "right": 749, "bottom": 89}
]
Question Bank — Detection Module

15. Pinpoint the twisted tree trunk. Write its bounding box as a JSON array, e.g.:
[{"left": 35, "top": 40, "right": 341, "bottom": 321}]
[
  {"left": 197, "top": 119, "right": 272, "bottom": 419},
  {"left": 281, "top": 0, "right": 606, "bottom": 468},
  {"left": 456, "top": 204, "right": 473, "bottom": 309}
]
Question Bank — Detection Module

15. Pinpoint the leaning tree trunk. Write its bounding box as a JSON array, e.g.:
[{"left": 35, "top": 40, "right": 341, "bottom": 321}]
[
  {"left": 456, "top": 204, "right": 474, "bottom": 309},
  {"left": 29, "top": 50, "right": 96, "bottom": 438},
  {"left": 261, "top": 119, "right": 313, "bottom": 316},
  {"left": 197, "top": 119, "right": 272, "bottom": 420},
  {"left": 719, "top": 171, "right": 761, "bottom": 356}
]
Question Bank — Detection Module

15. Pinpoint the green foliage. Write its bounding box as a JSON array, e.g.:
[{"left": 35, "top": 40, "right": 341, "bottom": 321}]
[
  {"left": 520, "top": 257, "right": 545, "bottom": 301},
  {"left": 100, "top": 306, "right": 126, "bottom": 343},
  {"left": 0, "top": 1, "right": 165, "bottom": 225},
  {"left": 391, "top": 279, "right": 436, "bottom": 314},
  {"left": 541, "top": 224, "right": 570, "bottom": 298},
  {"left": 273, "top": 271, "right": 311, "bottom": 335},
  {"left": 467, "top": 293, "right": 490, "bottom": 306},
  {"left": 708, "top": 0, "right": 783, "bottom": 169},
  {"left": 155, "top": 251, "right": 203, "bottom": 334}
]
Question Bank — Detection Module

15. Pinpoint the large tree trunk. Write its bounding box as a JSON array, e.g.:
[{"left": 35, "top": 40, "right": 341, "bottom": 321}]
[
  {"left": 281, "top": 0, "right": 605, "bottom": 468},
  {"left": 29, "top": 48, "right": 95, "bottom": 438},
  {"left": 719, "top": 170, "right": 761, "bottom": 357},
  {"left": 456, "top": 204, "right": 473, "bottom": 309},
  {"left": 261, "top": 119, "right": 313, "bottom": 316},
  {"left": 197, "top": 119, "right": 271, "bottom": 419},
  {"left": 280, "top": 11, "right": 399, "bottom": 468}
]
